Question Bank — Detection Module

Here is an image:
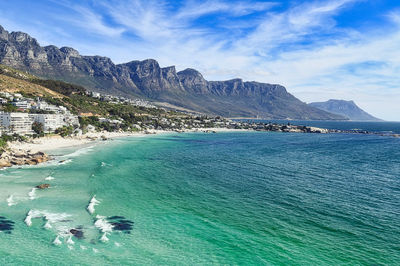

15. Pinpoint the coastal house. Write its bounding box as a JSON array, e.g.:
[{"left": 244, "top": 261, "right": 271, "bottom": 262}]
[{"left": 12, "top": 100, "right": 31, "bottom": 110}]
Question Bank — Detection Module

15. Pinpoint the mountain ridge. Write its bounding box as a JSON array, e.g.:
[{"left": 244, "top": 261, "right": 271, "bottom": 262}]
[
  {"left": 309, "top": 99, "right": 382, "bottom": 121},
  {"left": 0, "top": 25, "right": 346, "bottom": 120}
]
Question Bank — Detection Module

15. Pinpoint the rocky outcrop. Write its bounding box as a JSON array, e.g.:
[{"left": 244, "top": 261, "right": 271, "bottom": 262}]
[
  {"left": 36, "top": 184, "right": 50, "bottom": 189},
  {"left": 70, "top": 228, "right": 84, "bottom": 239},
  {"left": 0, "top": 149, "right": 50, "bottom": 168},
  {"left": 0, "top": 25, "right": 345, "bottom": 120}
]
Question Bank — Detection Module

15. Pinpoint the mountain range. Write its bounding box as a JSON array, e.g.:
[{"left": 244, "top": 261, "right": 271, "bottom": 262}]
[
  {"left": 0, "top": 25, "right": 346, "bottom": 120},
  {"left": 309, "top": 100, "right": 382, "bottom": 121}
]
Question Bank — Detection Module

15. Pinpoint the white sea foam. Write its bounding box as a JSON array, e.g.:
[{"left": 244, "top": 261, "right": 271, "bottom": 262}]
[
  {"left": 53, "top": 235, "right": 62, "bottom": 246},
  {"left": 93, "top": 248, "right": 99, "bottom": 253},
  {"left": 94, "top": 215, "right": 114, "bottom": 233},
  {"left": 45, "top": 176, "right": 55, "bottom": 181},
  {"left": 24, "top": 210, "right": 42, "bottom": 226},
  {"left": 66, "top": 235, "right": 75, "bottom": 245},
  {"left": 80, "top": 245, "right": 87, "bottom": 250},
  {"left": 65, "top": 146, "right": 94, "bottom": 158},
  {"left": 100, "top": 232, "right": 109, "bottom": 242},
  {"left": 7, "top": 195, "right": 16, "bottom": 206},
  {"left": 25, "top": 211, "right": 33, "bottom": 226},
  {"left": 24, "top": 209, "right": 71, "bottom": 233},
  {"left": 44, "top": 221, "right": 52, "bottom": 229},
  {"left": 87, "top": 196, "right": 100, "bottom": 214},
  {"left": 28, "top": 188, "right": 37, "bottom": 200},
  {"left": 101, "top": 162, "right": 112, "bottom": 167},
  {"left": 115, "top": 242, "right": 121, "bottom": 247},
  {"left": 68, "top": 245, "right": 74, "bottom": 250}
]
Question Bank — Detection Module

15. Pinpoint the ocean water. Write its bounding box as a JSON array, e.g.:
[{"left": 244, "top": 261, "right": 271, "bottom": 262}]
[{"left": 1, "top": 125, "right": 400, "bottom": 264}]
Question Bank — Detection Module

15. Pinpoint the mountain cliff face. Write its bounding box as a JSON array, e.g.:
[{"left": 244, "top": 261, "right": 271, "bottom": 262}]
[
  {"left": 0, "top": 25, "right": 345, "bottom": 120},
  {"left": 309, "top": 99, "right": 382, "bottom": 121}
]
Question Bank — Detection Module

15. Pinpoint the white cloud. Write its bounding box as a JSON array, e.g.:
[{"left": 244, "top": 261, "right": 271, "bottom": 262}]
[{"left": 1, "top": 0, "right": 399, "bottom": 120}]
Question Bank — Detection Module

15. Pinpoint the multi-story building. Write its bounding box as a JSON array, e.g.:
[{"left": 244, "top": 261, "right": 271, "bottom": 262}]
[
  {"left": 0, "top": 112, "right": 35, "bottom": 135},
  {"left": 0, "top": 112, "right": 80, "bottom": 135},
  {"left": 12, "top": 100, "right": 31, "bottom": 110},
  {"left": 33, "top": 114, "right": 66, "bottom": 133}
]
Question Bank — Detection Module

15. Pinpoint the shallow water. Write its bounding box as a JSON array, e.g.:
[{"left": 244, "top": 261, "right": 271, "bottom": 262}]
[{"left": 0, "top": 130, "right": 399, "bottom": 264}]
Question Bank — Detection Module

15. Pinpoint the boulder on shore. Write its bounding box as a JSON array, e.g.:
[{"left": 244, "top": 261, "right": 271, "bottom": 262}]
[{"left": 0, "top": 150, "right": 50, "bottom": 169}]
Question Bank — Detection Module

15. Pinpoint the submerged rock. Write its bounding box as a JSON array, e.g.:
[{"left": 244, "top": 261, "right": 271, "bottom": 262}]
[
  {"left": 107, "top": 216, "right": 134, "bottom": 234},
  {"left": 70, "top": 228, "right": 84, "bottom": 239},
  {"left": 0, "top": 216, "right": 15, "bottom": 234}
]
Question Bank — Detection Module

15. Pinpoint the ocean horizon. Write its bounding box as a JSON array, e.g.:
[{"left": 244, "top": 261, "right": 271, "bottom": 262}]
[{"left": 1, "top": 121, "right": 399, "bottom": 264}]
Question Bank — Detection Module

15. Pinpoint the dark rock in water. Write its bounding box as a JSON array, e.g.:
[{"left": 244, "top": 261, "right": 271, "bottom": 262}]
[
  {"left": 36, "top": 184, "right": 50, "bottom": 189},
  {"left": 0, "top": 217, "right": 14, "bottom": 234},
  {"left": 107, "top": 216, "right": 134, "bottom": 233},
  {"left": 70, "top": 228, "right": 84, "bottom": 239}
]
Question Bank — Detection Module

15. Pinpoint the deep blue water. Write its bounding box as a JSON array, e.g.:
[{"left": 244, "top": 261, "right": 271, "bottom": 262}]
[{"left": 247, "top": 120, "right": 400, "bottom": 134}]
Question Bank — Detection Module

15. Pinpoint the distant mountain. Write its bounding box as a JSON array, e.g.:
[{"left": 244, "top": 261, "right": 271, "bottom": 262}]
[
  {"left": 0, "top": 25, "right": 346, "bottom": 120},
  {"left": 309, "top": 100, "right": 382, "bottom": 121}
]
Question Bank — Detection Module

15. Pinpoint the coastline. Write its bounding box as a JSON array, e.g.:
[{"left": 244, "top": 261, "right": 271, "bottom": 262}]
[{"left": 7, "top": 128, "right": 248, "bottom": 154}]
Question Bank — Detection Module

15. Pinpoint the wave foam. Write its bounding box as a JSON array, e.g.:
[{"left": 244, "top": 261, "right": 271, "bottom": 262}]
[
  {"left": 66, "top": 235, "right": 75, "bottom": 245},
  {"left": 45, "top": 176, "right": 55, "bottom": 181},
  {"left": 28, "top": 188, "right": 37, "bottom": 200},
  {"left": 44, "top": 221, "right": 52, "bottom": 229},
  {"left": 94, "top": 215, "right": 113, "bottom": 233},
  {"left": 100, "top": 232, "right": 109, "bottom": 242},
  {"left": 24, "top": 210, "right": 41, "bottom": 226},
  {"left": 87, "top": 196, "right": 100, "bottom": 214},
  {"left": 65, "top": 146, "right": 95, "bottom": 158},
  {"left": 7, "top": 195, "right": 16, "bottom": 206},
  {"left": 24, "top": 209, "right": 71, "bottom": 232},
  {"left": 53, "top": 235, "right": 62, "bottom": 246}
]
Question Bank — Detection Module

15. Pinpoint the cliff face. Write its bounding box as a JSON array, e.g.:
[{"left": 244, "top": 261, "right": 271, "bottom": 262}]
[
  {"left": 309, "top": 100, "right": 382, "bottom": 121},
  {"left": 0, "top": 25, "right": 345, "bottom": 120}
]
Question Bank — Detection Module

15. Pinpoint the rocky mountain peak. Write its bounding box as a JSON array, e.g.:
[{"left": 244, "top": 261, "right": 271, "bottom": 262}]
[
  {"left": 60, "top": 47, "right": 80, "bottom": 57},
  {"left": 9, "top": 31, "right": 37, "bottom": 45},
  {"left": 0, "top": 24, "right": 347, "bottom": 120},
  {"left": 0, "top": 25, "right": 9, "bottom": 40}
]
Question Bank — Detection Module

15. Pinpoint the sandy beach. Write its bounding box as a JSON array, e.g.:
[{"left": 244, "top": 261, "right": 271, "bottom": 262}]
[{"left": 7, "top": 128, "right": 247, "bottom": 153}]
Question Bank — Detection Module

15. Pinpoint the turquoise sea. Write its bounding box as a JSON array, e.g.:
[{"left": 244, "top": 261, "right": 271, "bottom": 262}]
[{"left": 1, "top": 122, "right": 399, "bottom": 265}]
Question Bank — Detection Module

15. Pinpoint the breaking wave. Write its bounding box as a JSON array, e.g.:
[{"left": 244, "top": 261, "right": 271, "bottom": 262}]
[{"left": 87, "top": 196, "right": 100, "bottom": 214}]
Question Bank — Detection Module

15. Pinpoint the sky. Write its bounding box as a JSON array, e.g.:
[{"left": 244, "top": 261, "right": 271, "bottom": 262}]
[{"left": 0, "top": 0, "right": 399, "bottom": 120}]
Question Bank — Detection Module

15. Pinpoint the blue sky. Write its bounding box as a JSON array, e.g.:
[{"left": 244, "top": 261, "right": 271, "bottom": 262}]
[{"left": 1, "top": 0, "right": 400, "bottom": 120}]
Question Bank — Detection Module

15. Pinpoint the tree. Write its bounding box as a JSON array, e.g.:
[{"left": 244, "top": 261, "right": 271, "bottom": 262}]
[
  {"left": 55, "top": 125, "right": 74, "bottom": 137},
  {"left": 32, "top": 121, "right": 44, "bottom": 135}
]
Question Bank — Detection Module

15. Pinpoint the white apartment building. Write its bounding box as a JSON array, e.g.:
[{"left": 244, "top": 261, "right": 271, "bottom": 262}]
[
  {"left": 34, "top": 114, "right": 66, "bottom": 133},
  {"left": 0, "top": 112, "right": 34, "bottom": 135},
  {"left": 0, "top": 112, "right": 80, "bottom": 135},
  {"left": 32, "top": 101, "right": 60, "bottom": 113}
]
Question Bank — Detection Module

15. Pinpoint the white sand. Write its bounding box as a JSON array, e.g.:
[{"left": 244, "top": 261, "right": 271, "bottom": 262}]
[{"left": 8, "top": 128, "right": 248, "bottom": 153}]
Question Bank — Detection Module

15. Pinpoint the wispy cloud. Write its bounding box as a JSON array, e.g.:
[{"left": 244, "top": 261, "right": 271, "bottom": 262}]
[{"left": 0, "top": 0, "right": 399, "bottom": 119}]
